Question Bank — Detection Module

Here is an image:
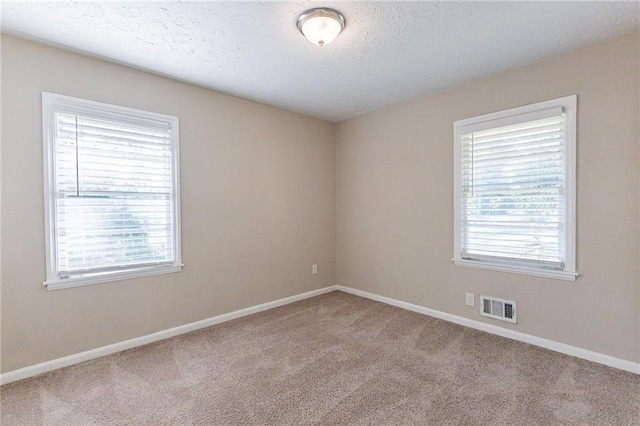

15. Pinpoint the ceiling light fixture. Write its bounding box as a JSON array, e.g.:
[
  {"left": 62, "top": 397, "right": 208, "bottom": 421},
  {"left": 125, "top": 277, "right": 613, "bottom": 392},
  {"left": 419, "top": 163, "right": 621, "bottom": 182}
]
[{"left": 297, "top": 8, "right": 345, "bottom": 46}]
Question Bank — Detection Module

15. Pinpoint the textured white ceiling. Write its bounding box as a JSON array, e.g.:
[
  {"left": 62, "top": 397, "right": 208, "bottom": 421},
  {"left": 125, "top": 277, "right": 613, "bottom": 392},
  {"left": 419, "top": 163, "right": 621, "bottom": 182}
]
[{"left": 2, "top": 1, "right": 639, "bottom": 122}]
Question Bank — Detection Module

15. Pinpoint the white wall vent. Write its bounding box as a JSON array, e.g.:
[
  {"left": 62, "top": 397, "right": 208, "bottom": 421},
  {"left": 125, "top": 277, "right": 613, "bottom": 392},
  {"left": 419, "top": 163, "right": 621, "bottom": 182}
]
[{"left": 480, "top": 296, "right": 517, "bottom": 323}]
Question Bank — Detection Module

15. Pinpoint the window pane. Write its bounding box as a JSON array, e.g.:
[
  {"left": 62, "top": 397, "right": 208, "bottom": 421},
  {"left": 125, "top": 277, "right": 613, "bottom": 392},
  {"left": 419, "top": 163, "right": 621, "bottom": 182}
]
[
  {"left": 54, "top": 112, "right": 175, "bottom": 276},
  {"left": 460, "top": 116, "right": 565, "bottom": 266}
]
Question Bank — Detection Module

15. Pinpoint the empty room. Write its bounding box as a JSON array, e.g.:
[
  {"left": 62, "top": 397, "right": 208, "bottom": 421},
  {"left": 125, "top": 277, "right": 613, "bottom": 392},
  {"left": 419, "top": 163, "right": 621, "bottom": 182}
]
[{"left": 1, "top": 1, "right": 639, "bottom": 424}]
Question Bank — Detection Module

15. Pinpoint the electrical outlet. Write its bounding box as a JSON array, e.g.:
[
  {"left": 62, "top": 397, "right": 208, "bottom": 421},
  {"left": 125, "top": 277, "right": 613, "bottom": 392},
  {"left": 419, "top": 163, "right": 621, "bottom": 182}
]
[
  {"left": 465, "top": 293, "right": 475, "bottom": 307},
  {"left": 312, "top": 264, "right": 318, "bottom": 275}
]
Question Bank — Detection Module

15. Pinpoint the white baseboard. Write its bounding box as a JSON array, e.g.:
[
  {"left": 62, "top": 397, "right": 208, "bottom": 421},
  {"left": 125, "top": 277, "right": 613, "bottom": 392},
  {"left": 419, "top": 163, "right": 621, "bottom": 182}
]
[
  {"left": 0, "top": 285, "right": 339, "bottom": 385},
  {"left": 3, "top": 283, "right": 637, "bottom": 385},
  {"left": 336, "top": 285, "right": 640, "bottom": 375}
]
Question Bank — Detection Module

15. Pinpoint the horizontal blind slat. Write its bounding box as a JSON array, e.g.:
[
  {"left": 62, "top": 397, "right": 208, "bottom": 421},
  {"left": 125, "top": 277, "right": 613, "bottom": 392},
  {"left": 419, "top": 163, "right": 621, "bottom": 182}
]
[
  {"left": 60, "top": 260, "right": 174, "bottom": 276},
  {"left": 461, "top": 130, "right": 563, "bottom": 153}
]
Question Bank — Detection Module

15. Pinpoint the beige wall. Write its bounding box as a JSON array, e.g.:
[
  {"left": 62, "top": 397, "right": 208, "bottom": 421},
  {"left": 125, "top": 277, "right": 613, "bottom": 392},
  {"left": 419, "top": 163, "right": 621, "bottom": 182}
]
[
  {"left": 2, "top": 32, "right": 639, "bottom": 374},
  {"left": 337, "top": 34, "right": 640, "bottom": 363},
  {"left": 1, "top": 35, "right": 336, "bottom": 372}
]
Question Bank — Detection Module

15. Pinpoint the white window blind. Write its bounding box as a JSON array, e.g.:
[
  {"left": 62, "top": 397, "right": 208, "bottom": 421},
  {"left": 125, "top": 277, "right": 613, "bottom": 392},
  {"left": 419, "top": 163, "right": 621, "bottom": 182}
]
[
  {"left": 43, "top": 93, "right": 182, "bottom": 289},
  {"left": 461, "top": 114, "right": 565, "bottom": 267},
  {"left": 453, "top": 96, "right": 577, "bottom": 281}
]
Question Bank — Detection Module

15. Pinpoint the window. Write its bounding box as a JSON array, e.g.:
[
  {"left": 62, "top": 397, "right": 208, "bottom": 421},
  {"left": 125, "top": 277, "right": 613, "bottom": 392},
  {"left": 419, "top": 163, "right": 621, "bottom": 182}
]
[
  {"left": 453, "top": 95, "right": 577, "bottom": 281},
  {"left": 42, "top": 93, "right": 182, "bottom": 290}
]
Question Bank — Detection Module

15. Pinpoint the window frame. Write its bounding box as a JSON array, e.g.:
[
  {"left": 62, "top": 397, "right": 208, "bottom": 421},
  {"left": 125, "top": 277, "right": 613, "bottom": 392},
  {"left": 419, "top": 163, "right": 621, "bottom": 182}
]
[
  {"left": 452, "top": 95, "right": 577, "bottom": 281},
  {"left": 42, "top": 92, "right": 182, "bottom": 290}
]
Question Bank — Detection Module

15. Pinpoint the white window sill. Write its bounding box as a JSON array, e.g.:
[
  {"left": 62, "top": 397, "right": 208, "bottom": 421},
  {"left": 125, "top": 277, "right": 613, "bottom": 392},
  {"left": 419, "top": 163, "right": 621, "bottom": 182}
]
[
  {"left": 44, "top": 264, "right": 183, "bottom": 290},
  {"left": 452, "top": 258, "right": 577, "bottom": 281}
]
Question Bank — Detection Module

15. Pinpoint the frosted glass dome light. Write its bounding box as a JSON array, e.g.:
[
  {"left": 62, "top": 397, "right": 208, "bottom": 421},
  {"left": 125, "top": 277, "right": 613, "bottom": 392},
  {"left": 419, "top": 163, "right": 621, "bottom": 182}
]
[{"left": 297, "top": 8, "right": 345, "bottom": 46}]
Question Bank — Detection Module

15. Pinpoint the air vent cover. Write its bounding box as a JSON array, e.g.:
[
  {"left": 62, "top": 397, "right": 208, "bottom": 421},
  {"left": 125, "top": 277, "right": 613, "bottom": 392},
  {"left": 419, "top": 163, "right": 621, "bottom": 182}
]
[{"left": 480, "top": 296, "right": 517, "bottom": 323}]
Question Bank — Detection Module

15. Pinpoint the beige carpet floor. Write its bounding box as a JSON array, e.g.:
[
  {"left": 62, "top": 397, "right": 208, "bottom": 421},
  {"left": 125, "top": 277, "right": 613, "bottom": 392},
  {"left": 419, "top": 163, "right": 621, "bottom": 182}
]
[{"left": 1, "top": 291, "right": 639, "bottom": 425}]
